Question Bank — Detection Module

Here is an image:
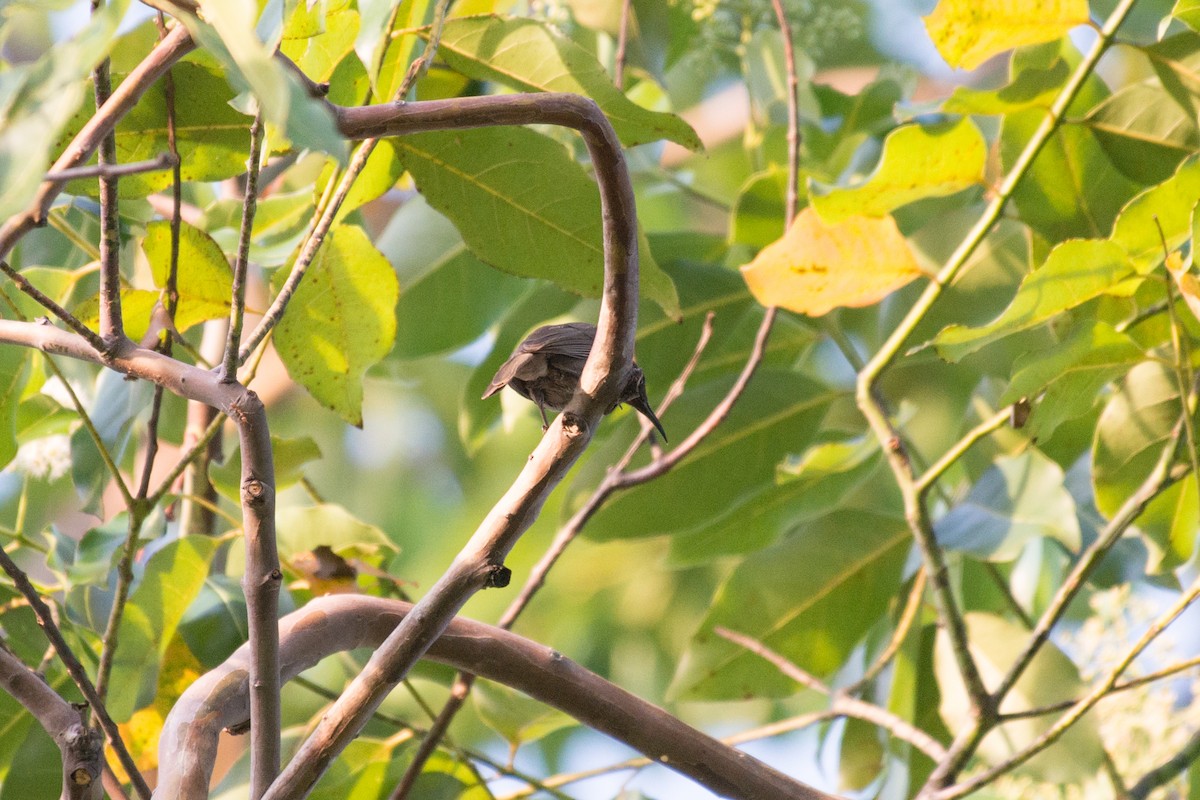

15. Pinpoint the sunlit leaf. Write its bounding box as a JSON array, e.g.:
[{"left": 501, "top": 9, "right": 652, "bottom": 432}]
[
  {"left": 740, "top": 208, "right": 923, "bottom": 316},
  {"left": 394, "top": 126, "right": 680, "bottom": 319},
  {"left": 274, "top": 224, "right": 399, "bottom": 426},
  {"left": 1109, "top": 154, "right": 1200, "bottom": 272},
  {"left": 0, "top": 344, "right": 30, "bottom": 469},
  {"left": 809, "top": 119, "right": 986, "bottom": 222},
  {"left": 1085, "top": 84, "right": 1198, "bottom": 185},
  {"left": 1174, "top": 0, "right": 1200, "bottom": 31},
  {"left": 924, "top": 0, "right": 1090, "bottom": 71},
  {"left": 943, "top": 57, "right": 1069, "bottom": 114},
  {"left": 142, "top": 220, "right": 233, "bottom": 332},
  {"left": 934, "top": 239, "right": 1133, "bottom": 362},
  {"left": 281, "top": 0, "right": 360, "bottom": 83},
  {"left": 435, "top": 15, "right": 700, "bottom": 150}
]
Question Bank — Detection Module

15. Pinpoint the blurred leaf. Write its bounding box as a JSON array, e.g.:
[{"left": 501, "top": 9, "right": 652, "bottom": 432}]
[
  {"left": 1109, "top": 154, "right": 1200, "bottom": 272},
  {"left": 1085, "top": 84, "right": 1198, "bottom": 184},
  {"left": 318, "top": 138, "right": 404, "bottom": 224},
  {"left": 740, "top": 208, "right": 923, "bottom": 317},
  {"left": 730, "top": 167, "right": 789, "bottom": 250},
  {"left": 579, "top": 370, "right": 838, "bottom": 540},
  {"left": 672, "top": 510, "right": 910, "bottom": 700},
  {"left": 143, "top": 220, "right": 233, "bottom": 331},
  {"left": 274, "top": 224, "right": 399, "bottom": 426},
  {"left": 365, "top": 0, "right": 435, "bottom": 100},
  {"left": 71, "top": 370, "right": 153, "bottom": 511},
  {"left": 1174, "top": 0, "right": 1200, "bottom": 31},
  {"left": 668, "top": 438, "right": 883, "bottom": 565},
  {"left": 1001, "top": 110, "right": 1141, "bottom": 243},
  {"left": 809, "top": 119, "right": 986, "bottom": 222},
  {"left": 178, "top": 575, "right": 247, "bottom": 669},
  {"left": 435, "top": 15, "right": 700, "bottom": 150},
  {"left": 394, "top": 126, "right": 680, "bottom": 318},
  {"left": 376, "top": 195, "right": 528, "bottom": 359},
  {"left": 934, "top": 239, "right": 1133, "bottom": 362},
  {"left": 227, "top": 503, "right": 397, "bottom": 577},
  {"left": 923, "top": 0, "right": 1089, "bottom": 70},
  {"left": 0, "top": 0, "right": 129, "bottom": 219},
  {"left": 838, "top": 718, "right": 884, "bottom": 792},
  {"left": 210, "top": 435, "right": 322, "bottom": 502},
  {"left": 281, "top": 0, "right": 360, "bottom": 83},
  {"left": 935, "top": 613, "right": 1103, "bottom": 782},
  {"left": 1167, "top": 250, "right": 1200, "bottom": 323},
  {"left": 108, "top": 535, "right": 221, "bottom": 721},
  {"left": 935, "top": 449, "right": 1081, "bottom": 561},
  {"left": 187, "top": 0, "right": 346, "bottom": 159},
  {"left": 1092, "top": 360, "right": 1195, "bottom": 570},
  {"left": 0, "top": 343, "right": 30, "bottom": 469},
  {"left": 1001, "top": 322, "right": 1144, "bottom": 440},
  {"left": 474, "top": 682, "right": 575, "bottom": 751},
  {"left": 943, "top": 57, "right": 1069, "bottom": 114}
]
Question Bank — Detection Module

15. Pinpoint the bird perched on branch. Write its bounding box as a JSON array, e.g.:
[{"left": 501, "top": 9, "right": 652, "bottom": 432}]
[{"left": 483, "top": 322, "right": 667, "bottom": 440}]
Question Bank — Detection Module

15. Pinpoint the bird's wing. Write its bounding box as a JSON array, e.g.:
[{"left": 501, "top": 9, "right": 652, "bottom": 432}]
[
  {"left": 482, "top": 352, "right": 535, "bottom": 398},
  {"left": 518, "top": 322, "right": 596, "bottom": 359}
]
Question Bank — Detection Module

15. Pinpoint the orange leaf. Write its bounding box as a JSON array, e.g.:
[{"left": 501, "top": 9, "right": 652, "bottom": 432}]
[
  {"left": 740, "top": 209, "right": 923, "bottom": 316},
  {"left": 1166, "top": 251, "right": 1200, "bottom": 323}
]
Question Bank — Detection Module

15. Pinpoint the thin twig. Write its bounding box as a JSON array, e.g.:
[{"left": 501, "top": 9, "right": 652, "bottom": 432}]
[
  {"left": 95, "top": 508, "right": 148, "bottom": 702},
  {"left": 0, "top": 548, "right": 151, "bottom": 800},
  {"left": 44, "top": 153, "right": 178, "bottom": 183},
  {"left": 769, "top": 0, "right": 800, "bottom": 222},
  {"left": 0, "top": 262, "right": 109, "bottom": 353},
  {"left": 916, "top": 408, "right": 1012, "bottom": 494},
  {"left": 91, "top": 1, "right": 124, "bottom": 347},
  {"left": 715, "top": 626, "right": 948, "bottom": 762},
  {"left": 1128, "top": 726, "right": 1200, "bottom": 799},
  {"left": 222, "top": 113, "right": 265, "bottom": 381},
  {"left": 613, "top": 0, "right": 632, "bottom": 90}
]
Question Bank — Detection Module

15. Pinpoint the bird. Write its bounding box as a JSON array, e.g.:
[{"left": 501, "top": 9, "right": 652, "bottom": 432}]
[{"left": 482, "top": 322, "right": 667, "bottom": 441}]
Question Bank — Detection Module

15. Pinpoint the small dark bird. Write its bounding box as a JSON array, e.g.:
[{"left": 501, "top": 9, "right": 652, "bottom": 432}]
[{"left": 482, "top": 322, "right": 667, "bottom": 440}]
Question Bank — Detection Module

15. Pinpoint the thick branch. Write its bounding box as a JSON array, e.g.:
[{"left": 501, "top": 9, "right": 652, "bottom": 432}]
[
  {"left": 156, "top": 596, "right": 836, "bottom": 800},
  {"left": 264, "top": 92, "right": 640, "bottom": 799},
  {"left": 0, "top": 645, "right": 105, "bottom": 800}
]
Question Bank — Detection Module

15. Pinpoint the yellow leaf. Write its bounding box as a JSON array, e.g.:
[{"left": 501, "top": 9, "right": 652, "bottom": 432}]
[
  {"left": 924, "top": 0, "right": 1090, "bottom": 71},
  {"left": 1166, "top": 251, "right": 1200, "bottom": 322},
  {"left": 810, "top": 119, "right": 987, "bottom": 223},
  {"left": 740, "top": 209, "right": 923, "bottom": 316}
]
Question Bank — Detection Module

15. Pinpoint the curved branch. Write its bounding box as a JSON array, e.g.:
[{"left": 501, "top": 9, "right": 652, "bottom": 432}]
[
  {"left": 155, "top": 596, "right": 836, "bottom": 800},
  {"left": 263, "top": 92, "right": 641, "bottom": 798}
]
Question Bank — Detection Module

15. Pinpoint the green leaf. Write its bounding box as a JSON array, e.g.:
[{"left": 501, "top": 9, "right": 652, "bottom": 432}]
[
  {"left": 1093, "top": 361, "right": 1194, "bottom": 570},
  {"left": 274, "top": 224, "right": 399, "bottom": 426},
  {"left": 667, "top": 437, "right": 883, "bottom": 565},
  {"left": 107, "top": 535, "right": 221, "bottom": 721},
  {"left": 578, "top": 371, "right": 838, "bottom": 540},
  {"left": 281, "top": 0, "right": 360, "bottom": 83},
  {"left": 935, "top": 239, "right": 1133, "bottom": 362},
  {"left": 54, "top": 60, "right": 253, "bottom": 198},
  {"left": 178, "top": 575, "right": 247, "bottom": 669},
  {"left": 1085, "top": 84, "right": 1198, "bottom": 185},
  {"left": 330, "top": 138, "right": 404, "bottom": 223},
  {"left": 730, "top": 167, "right": 789, "bottom": 250},
  {"left": 935, "top": 449, "right": 1081, "bottom": 561},
  {"left": 376, "top": 195, "right": 528, "bottom": 359},
  {"left": 1174, "top": 0, "right": 1200, "bottom": 31},
  {"left": 394, "top": 126, "right": 680, "bottom": 318},
  {"left": 225, "top": 502, "right": 397, "bottom": 576},
  {"left": 809, "top": 118, "right": 987, "bottom": 222},
  {"left": 142, "top": 220, "right": 234, "bottom": 332},
  {"left": 183, "top": 1, "right": 346, "bottom": 160},
  {"left": 1109, "top": 154, "right": 1200, "bottom": 272},
  {"left": 671, "top": 510, "right": 910, "bottom": 700},
  {"left": 0, "top": 0, "right": 130, "bottom": 220},
  {"left": 942, "top": 57, "right": 1069, "bottom": 115},
  {"left": 936, "top": 613, "right": 1103, "bottom": 782},
  {"left": 1001, "top": 321, "right": 1145, "bottom": 440},
  {"left": 435, "top": 15, "right": 700, "bottom": 150},
  {"left": 0, "top": 344, "right": 30, "bottom": 470},
  {"left": 1001, "top": 109, "right": 1141, "bottom": 243},
  {"left": 473, "top": 682, "right": 575, "bottom": 750},
  {"left": 209, "top": 435, "right": 322, "bottom": 502}
]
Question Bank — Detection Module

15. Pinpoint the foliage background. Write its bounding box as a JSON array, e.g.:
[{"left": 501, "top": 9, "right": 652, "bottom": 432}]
[{"left": 4, "top": 0, "right": 1200, "bottom": 799}]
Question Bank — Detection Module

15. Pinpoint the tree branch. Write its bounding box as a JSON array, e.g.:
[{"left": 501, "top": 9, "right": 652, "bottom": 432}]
[
  {"left": 0, "top": 643, "right": 106, "bottom": 800},
  {"left": 155, "top": 596, "right": 837, "bottom": 800},
  {"left": 261, "top": 91, "right": 641, "bottom": 799}
]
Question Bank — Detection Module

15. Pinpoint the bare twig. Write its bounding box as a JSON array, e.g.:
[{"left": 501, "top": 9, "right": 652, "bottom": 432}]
[
  {"left": 91, "top": 1, "right": 124, "bottom": 347},
  {"left": 44, "top": 153, "right": 178, "bottom": 183},
  {"left": 716, "top": 626, "right": 948, "bottom": 762},
  {"left": 222, "top": 113, "right": 265, "bottom": 381},
  {"left": 0, "top": 262, "right": 108, "bottom": 353},
  {"left": 0, "top": 548, "right": 151, "bottom": 800},
  {"left": 769, "top": 0, "right": 800, "bottom": 222},
  {"left": 95, "top": 509, "right": 149, "bottom": 702},
  {"left": 613, "top": 0, "right": 632, "bottom": 90}
]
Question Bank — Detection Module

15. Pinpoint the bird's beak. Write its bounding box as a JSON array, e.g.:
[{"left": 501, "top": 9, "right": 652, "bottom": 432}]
[{"left": 628, "top": 395, "right": 667, "bottom": 442}]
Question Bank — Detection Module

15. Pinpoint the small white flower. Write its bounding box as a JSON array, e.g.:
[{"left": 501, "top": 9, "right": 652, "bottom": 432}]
[{"left": 12, "top": 434, "right": 72, "bottom": 481}]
